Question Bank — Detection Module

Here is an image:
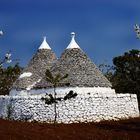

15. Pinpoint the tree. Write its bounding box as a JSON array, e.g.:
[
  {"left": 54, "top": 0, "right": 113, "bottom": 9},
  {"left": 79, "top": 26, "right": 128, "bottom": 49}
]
[
  {"left": 98, "top": 63, "right": 114, "bottom": 81},
  {"left": 111, "top": 49, "right": 140, "bottom": 94},
  {"left": 0, "top": 30, "right": 12, "bottom": 66},
  {"left": 0, "top": 64, "right": 22, "bottom": 95},
  {"left": 0, "top": 30, "right": 22, "bottom": 95},
  {"left": 45, "top": 69, "right": 68, "bottom": 123},
  {"left": 0, "top": 52, "right": 12, "bottom": 66},
  {"left": 134, "top": 24, "right": 140, "bottom": 39},
  {"left": 110, "top": 49, "right": 140, "bottom": 109}
]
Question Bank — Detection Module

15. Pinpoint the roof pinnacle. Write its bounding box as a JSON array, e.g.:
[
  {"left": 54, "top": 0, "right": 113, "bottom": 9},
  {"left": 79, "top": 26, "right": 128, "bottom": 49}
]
[
  {"left": 43, "top": 36, "right": 46, "bottom": 40},
  {"left": 66, "top": 32, "right": 80, "bottom": 49},
  {"left": 71, "top": 32, "right": 75, "bottom": 38},
  {"left": 39, "top": 36, "right": 51, "bottom": 50}
]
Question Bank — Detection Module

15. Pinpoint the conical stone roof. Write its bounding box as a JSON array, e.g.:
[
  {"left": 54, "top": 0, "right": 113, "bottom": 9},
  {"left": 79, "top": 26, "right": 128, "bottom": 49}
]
[
  {"left": 36, "top": 33, "right": 112, "bottom": 88},
  {"left": 12, "top": 37, "right": 57, "bottom": 90}
]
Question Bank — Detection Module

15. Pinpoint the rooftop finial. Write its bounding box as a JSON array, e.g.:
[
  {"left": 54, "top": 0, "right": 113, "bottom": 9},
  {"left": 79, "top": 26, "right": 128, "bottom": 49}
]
[
  {"left": 38, "top": 36, "right": 51, "bottom": 50},
  {"left": 71, "top": 32, "right": 75, "bottom": 38},
  {"left": 66, "top": 32, "right": 80, "bottom": 49},
  {"left": 43, "top": 36, "right": 46, "bottom": 40}
]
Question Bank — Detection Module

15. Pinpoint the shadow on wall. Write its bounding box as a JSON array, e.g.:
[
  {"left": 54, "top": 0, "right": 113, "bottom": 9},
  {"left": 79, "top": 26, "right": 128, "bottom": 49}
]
[{"left": 137, "top": 95, "right": 140, "bottom": 112}]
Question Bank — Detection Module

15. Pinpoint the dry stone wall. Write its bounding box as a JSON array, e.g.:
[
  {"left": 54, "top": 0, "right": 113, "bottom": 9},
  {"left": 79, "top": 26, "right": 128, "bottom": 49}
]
[
  {"left": 0, "top": 92, "right": 139, "bottom": 123},
  {"left": 13, "top": 49, "right": 57, "bottom": 90},
  {"left": 36, "top": 48, "right": 112, "bottom": 88}
]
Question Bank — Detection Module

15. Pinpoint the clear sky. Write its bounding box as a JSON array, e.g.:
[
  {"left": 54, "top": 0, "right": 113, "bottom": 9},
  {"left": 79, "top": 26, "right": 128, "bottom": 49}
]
[{"left": 0, "top": 0, "right": 140, "bottom": 66}]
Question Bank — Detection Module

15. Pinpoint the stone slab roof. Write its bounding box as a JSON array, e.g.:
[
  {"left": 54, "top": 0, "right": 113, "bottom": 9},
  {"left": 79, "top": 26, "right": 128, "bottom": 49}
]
[
  {"left": 36, "top": 48, "right": 112, "bottom": 88},
  {"left": 12, "top": 49, "right": 57, "bottom": 90}
]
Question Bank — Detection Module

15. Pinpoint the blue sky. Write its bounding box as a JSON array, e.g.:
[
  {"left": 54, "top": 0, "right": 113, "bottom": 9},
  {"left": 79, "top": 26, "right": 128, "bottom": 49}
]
[{"left": 0, "top": 0, "right": 140, "bottom": 66}]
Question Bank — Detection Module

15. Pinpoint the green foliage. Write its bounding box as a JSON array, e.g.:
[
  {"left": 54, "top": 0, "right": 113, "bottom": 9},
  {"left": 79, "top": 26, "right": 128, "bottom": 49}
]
[
  {"left": 111, "top": 49, "right": 140, "bottom": 95},
  {"left": 0, "top": 64, "right": 22, "bottom": 95},
  {"left": 45, "top": 69, "right": 68, "bottom": 87},
  {"left": 98, "top": 63, "right": 114, "bottom": 81},
  {"left": 98, "top": 49, "right": 140, "bottom": 110},
  {"left": 99, "top": 49, "right": 140, "bottom": 98}
]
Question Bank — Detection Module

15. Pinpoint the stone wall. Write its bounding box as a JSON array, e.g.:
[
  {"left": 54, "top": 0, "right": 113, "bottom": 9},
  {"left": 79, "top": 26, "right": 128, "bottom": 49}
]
[{"left": 0, "top": 92, "right": 139, "bottom": 123}]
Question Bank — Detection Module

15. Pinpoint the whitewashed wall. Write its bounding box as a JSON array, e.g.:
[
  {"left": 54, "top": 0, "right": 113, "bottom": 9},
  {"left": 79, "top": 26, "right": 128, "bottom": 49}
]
[
  {"left": 10, "top": 87, "right": 116, "bottom": 96},
  {"left": 0, "top": 93, "right": 139, "bottom": 123}
]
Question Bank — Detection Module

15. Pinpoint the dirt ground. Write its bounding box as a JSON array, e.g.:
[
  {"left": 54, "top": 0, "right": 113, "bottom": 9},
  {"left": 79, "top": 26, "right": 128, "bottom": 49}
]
[{"left": 0, "top": 118, "right": 140, "bottom": 140}]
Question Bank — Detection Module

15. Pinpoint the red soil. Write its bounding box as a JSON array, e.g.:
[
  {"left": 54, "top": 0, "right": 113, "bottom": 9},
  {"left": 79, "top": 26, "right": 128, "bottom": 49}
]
[{"left": 0, "top": 118, "right": 140, "bottom": 140}]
